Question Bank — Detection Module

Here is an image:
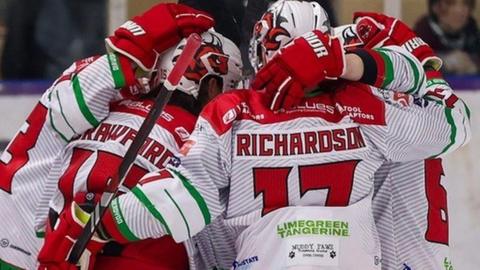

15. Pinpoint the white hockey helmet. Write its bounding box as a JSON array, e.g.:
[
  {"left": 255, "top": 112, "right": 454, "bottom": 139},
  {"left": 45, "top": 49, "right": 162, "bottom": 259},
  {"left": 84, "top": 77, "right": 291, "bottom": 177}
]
[
  {"left": 249, "top": 0, "right": 332, "bottom": 72},
  {"left": 157, "top": 30, "right": 243, "bottom": 98},
  {"left": 332, "top": 24, "right": 365, "bottom": 50}
]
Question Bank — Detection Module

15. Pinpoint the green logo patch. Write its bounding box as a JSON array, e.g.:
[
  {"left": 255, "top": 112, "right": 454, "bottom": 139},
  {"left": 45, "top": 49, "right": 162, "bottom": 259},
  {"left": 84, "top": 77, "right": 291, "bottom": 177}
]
[{"left": 277, "top": 219, "right": 349, "bottom": 238}]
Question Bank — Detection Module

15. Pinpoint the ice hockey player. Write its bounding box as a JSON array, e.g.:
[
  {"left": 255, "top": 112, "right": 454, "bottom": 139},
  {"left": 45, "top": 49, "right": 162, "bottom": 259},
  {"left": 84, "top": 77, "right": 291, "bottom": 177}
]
[
  {"left": 0, "top": 3, "right": 214, "bottom": 269},
  {"left": 38, "top": 1, "right": 470, "bottom": 269},
  {"left": 36, "top": 29, "right": 243, "bottom": 270},
  {"left": 335, "top": 12, "right": 471, "bottom": 269}
]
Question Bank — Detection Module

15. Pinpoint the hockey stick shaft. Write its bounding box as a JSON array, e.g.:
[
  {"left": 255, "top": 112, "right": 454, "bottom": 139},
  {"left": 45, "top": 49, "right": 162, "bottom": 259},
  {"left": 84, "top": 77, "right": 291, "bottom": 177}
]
[{"left": 68, "top": 33, "right": 202, "bottom": 264}]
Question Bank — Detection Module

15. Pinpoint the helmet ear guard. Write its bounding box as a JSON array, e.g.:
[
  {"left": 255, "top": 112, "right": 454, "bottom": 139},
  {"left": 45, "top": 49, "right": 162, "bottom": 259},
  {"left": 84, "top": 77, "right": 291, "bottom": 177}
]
[{"left": 249, "top": 0, "right": 332, "bottom": 71}]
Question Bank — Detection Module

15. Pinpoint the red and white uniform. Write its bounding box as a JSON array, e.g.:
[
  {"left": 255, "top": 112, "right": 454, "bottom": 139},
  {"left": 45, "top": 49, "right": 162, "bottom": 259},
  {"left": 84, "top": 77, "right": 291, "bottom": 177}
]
[
  {"left": 39, "top": 99, "right": 236, "bottom": 270},
  {"left": 372, "top": 78, "right": 471, "bottom": 270},
  {"left": 373, "top": 159, "right": 453, "bottom": 270},
  {"left": 105, "top": 86, "right": 469, "bottom": 269},
  {"left": 335, "top": 23, "right": 472, "bottom": 270},
  {"left": 0, "top": 53, "right": 128, "bottom": 269},
  {"left": 97, "top": 47, "right": 470, "bottom": 269}
]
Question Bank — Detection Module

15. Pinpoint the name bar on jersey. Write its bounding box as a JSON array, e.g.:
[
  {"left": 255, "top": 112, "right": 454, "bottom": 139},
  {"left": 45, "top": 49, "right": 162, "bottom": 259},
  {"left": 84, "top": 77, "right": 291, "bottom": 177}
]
[
  {"left": 80, "top": 123, "right": 175, "bottom": 168},
  {"left": 235, "top": 126, "right": 366, "bottom": 157}
]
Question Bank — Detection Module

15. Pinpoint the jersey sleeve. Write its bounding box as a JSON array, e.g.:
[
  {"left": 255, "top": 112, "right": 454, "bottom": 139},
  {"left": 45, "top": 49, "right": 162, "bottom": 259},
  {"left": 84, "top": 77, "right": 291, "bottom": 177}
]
[
  {"left": 47, "top": 53, "right": 131, "bottom": 141},
  {"left": 362, "top": 88, "right": 470, "bottom": 161},
  {"left": 355, "top": 45, "right": 426, "bottom": 95},
  {"left": 102, "top": 117, "right": 231, "bottom": 243}
]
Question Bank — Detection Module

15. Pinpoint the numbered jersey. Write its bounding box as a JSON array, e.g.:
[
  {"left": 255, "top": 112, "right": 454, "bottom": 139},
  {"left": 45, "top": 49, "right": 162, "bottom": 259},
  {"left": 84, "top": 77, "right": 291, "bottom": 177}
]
[
  {"left": 180, "top": 88, "right": 468, "bottom": 270},
  {"left": 373, "top": 159, "right": 454, "bottom": 270},
  {"left": 41, "top": 101, "right": 194, "bottom": 217},
  {"left": 0, "top": 54, "right": 127, "bottom": 269},
  {"left": 107, "top": 83, "right": 469, "bottom": 269},
  {"left": 186, "top": 85, "right": 468, "bottom": 226},
  {"left": 37, "top": 100, "right": 236, "bottom": 270},
  {"left": 371, "top": 76, "right": 470, "bottom": 270}
]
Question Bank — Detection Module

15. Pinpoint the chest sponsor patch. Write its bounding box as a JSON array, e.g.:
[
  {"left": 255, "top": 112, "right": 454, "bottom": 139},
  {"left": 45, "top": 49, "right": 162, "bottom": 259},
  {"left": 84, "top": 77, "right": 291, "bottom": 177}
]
[{"left": 284, "top": 236, "right": 340, "bottom": 267}]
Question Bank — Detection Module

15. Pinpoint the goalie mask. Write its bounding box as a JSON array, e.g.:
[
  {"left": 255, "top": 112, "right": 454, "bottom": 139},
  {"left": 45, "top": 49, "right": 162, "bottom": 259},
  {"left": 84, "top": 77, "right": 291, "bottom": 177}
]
[
  {"left": 249, "top": 0, "right": 332, "bottom": 72},
  {"left": 157, "top": 30, "right": 243, "bottom": 99}
]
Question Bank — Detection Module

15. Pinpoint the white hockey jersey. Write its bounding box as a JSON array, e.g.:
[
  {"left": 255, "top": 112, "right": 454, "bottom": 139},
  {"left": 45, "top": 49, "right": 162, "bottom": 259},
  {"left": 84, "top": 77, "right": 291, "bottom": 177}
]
[
  {"left": 373, "top": 160, "right": 454, "bottom": 270},
  {"left": 371, "top": 75, "right": 471, "bottom": 270},
  {"left": 107, "top": 82, "right": 469, "bottom": 269},
  {"left": 101, "top": 47, "right": 470, "bottom": 269},
  {"left": 39, "top": 99, "right": 237, "bottom": 270},
  {"left": 0, "top": 53, "right": 127, "bottom": 269}
]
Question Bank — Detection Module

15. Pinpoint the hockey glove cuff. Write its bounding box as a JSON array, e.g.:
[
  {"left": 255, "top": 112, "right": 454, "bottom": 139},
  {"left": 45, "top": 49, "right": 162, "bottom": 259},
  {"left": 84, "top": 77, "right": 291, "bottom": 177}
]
[{"left": 353, "top": 12, "right": 442, "bottom": 70}]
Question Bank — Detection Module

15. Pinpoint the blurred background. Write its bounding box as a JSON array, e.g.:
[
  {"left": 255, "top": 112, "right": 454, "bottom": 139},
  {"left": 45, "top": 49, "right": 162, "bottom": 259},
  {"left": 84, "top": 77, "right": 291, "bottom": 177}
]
[{"left": 0, "top": 0, "right": 478, "bottom": 269}]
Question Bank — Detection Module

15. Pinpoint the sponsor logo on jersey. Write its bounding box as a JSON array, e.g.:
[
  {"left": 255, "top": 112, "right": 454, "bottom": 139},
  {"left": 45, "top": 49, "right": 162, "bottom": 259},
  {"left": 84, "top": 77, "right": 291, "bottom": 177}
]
[
  {"left": 117, "top": 100, "right": 175, "bottom": 121},
  {"left": 295, "top": 102, "right": 336, "bottom": 114},
  {"left": 392, "top": 92, "right": 412, "bottom": 107},
  {"left": 277, "top": 219, "right": 349, "bottom": 239},
  {"left": 286, "top": 237, "right": 340, "bottom": 267},
  {"left": 223, "top": 108, "right": 237, "bottom": 124},
  {"left": 0, "top": 239, "right": 8, "bottom": 248},
  {"left": 107, "top": 53, "right": 121, "bottom": 73},
  {"left": 0, "top": 238, "right": 31, "bottom": 256},
  {"left": 118, "top": 100, "right": 153, "bottom": 113},
  {"left": 236, "top": 126, "right": 366, "bottom": 157},
  {"left": 374, "top": 89, "right": 416, "bottom": 108},
  {"left": 175, "top": 127, "right": 190, "bottom": 141},
  {"left": 337, "top": 104, "right": 376, "bottom": 120},
  {"left": 443, "top": 257, "right": 454, "bottom": 270},
  {"left": 290, "top": 243, "right": 336, "bottom": 256},
  {"left": 232, "top": 256, "right": 259, "bottom": 270},
  {"left": 413, "top": 96, "right": 428, "bottom": 108},
  {"left": 111, "top": 198, "right": 126, "bottom": 226},
  {"left": 120, "top": 20, "right": 146, "bottom": 36}
]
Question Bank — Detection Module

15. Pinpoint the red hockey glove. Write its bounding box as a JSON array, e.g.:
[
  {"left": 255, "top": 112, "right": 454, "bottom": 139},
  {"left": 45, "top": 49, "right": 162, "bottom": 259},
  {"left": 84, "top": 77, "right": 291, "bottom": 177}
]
[
  {"left": 106, "top": 3, "right": 214, "bottom": 72},
  {"left": 252, "top": 30, "right": 345, "bottom": 111},
  {"left": 38, "top": 201, "right": 107, "bottom": 270},
  {"left": 353, "top": 12, "right": 442, "bottom": 70}
]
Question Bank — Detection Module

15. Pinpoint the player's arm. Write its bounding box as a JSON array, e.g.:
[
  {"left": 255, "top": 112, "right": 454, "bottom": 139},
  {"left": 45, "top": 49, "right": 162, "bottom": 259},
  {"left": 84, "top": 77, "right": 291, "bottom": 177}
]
[
  {"left": 351, "top": 12, "right": 471, "bottom": 156},
  {"left": 46, "top": 54, "right": 133, "bottom": 142},
  {"left": 37, "top": 121, "right": 222, "bottom": 268},
  {"left": 252, "top": 31, "right": 426, "bottom": 110},
  {"left": 362, "top": 89, "right": 470, "bottom": 161},
  {"left": 47, "top": 3, "right": 213, "bottom": 142},
  {"left": 343, "top": 45, "right": 426, "bottom": 95}
]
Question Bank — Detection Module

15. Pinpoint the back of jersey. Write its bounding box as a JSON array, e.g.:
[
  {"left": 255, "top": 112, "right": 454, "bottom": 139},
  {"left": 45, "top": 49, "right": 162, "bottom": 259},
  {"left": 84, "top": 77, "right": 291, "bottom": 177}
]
[
  {"left": 373, "top": 159, "right": 452, "bottom": 270},
  {"left": 194, "top": 90, "right": 388, "bottom": 226},
  {"left": 37, "top": 98, "right": 194, "bottom": 225},
  {"left": 176, "top": 86, "right": 464, "bottom": 269},
  {"left": 37, "top": 99, "right": 237, "bottom": 270},
  {"left": 30, "top": 99, "right": 193, "bottom": 269},
  {"left": 0, "top": 94, "right": 64, "bottom": 269},
  {"left": 0, "top": 54, "right": 129, "bottom": 269}
]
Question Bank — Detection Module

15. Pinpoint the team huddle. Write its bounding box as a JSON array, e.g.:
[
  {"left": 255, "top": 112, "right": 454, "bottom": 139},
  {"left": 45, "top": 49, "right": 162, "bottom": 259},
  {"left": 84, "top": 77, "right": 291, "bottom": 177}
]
[{"left": 0, "top": 0, "right": 471, "bottom": 269}]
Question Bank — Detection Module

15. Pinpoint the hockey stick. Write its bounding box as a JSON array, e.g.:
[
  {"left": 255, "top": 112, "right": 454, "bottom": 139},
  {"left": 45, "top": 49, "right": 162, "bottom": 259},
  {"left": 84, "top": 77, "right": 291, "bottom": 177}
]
[{"left": 68, "top": 33, "right": 202, "bottom": 264}]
